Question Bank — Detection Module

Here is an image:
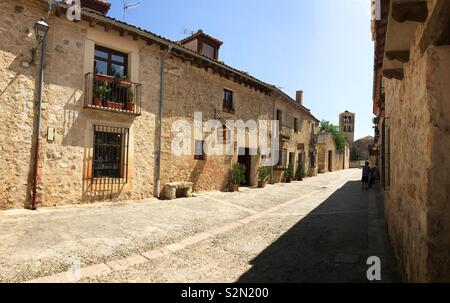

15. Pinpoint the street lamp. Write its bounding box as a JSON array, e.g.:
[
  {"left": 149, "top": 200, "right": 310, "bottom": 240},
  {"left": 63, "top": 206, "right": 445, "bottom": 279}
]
[
  {"left": 34, "top": 18, "right": 49, "bottom": 42},
  {"left": 31, "top": 18, "right": 49, "bottom": 210}
]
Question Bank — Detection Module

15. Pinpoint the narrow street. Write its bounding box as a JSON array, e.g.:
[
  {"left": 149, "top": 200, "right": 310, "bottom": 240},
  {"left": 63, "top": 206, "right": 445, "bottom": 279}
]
[{"left": 0, "top": 169, "right": 399, "bottom": 283}]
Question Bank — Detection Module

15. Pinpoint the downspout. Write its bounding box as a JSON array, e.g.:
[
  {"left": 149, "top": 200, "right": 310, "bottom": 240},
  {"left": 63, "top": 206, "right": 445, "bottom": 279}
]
[
  {"left": 31, "top": 29, "right": 48, "bottom": 210},
  {"left": 156, "top": 45, "right": 173, "bottom": 198}
]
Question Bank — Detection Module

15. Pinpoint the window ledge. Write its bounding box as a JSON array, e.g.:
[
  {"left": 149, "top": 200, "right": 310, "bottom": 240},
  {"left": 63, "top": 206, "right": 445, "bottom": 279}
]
[{"left": 85, "top": 104, "right": 141, "bottom": 116}]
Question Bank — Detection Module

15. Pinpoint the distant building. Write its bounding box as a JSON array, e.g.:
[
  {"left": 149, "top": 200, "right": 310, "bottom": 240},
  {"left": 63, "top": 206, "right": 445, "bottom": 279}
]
[
  {"left": 339, "top": 111, "right": 355, "bottom": 143},
  {"left": 353, "top": 136, "right": 374, "bottom": 161}
]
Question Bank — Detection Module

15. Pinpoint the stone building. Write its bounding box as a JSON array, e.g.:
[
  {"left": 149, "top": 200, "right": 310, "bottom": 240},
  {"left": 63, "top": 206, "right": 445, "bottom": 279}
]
[
  {"left": 0, "top": 0, "right": 321, "bottom": 210},
  {"left": 339, "top": 110, "right": 355, "bottom": 143},
  {"left": 317, "top": 133, "right": 336, "bottom": 173},
  {"left": 271, "top": 90, "right": 320, "bottom": 183},
  {"left": 353, "top": 135, "right": 374, "bottom": 161},
  {"left": 372, "top": 0, "right": 450, "bottom": 282}
]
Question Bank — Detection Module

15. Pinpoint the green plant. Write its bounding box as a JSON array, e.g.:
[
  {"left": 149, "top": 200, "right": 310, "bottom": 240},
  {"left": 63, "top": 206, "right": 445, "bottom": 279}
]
[
  {"left": 228, "top": 163, "right": 246, "bottom": 185},
  {"left": 285, "top": 163, "right": 294, "bottom": 181},
  {"left": 279, "top": 131, "right": 290, "bottom": 140},
  {"left": 93, "top": 83, "right": 111, "bottom": 100},
  {"left": 295, "top": 162, "right": 306, "bottom": 180},
  {"left": 320, "top": 120, "right": 346, "bottom": 154},
  {"left": 258, "top": 166, "right": 271, "bottom": 182}
]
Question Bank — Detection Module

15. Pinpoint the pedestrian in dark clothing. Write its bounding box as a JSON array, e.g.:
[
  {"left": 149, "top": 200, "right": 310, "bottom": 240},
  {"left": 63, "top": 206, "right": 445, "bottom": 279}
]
[
  {"left": 369, "top": 166, "right": 380, "bottom": 189},
  {"left": 362, "top": 161, "right": 370, "bottom": 189}
]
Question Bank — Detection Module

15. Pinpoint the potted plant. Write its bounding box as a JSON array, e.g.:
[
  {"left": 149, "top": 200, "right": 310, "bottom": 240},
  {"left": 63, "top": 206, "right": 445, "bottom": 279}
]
[
  {"left": 116, "top": 75, "right": 132, "bottom": 88},
  {"left": 285, "top": 163, "right": 294, "bottom": 183},
  {"left": 106, "top": 100, "right": 123, "bottom": 110},
  {"left": 126, "top": 89, "right": 135, "bottom": 111},
  {"left": 93, "top": 83, "right": 110, "bottom": 107},
  {"left": 94, "top": 73, "right": 114, "bottom": 84},
  {"left": 257, "top": 166, "right": 271, "bottom": 188},
  {"left": 279, "top": 131, "right": 291, "bottom": 141},
  {"left": 295, "top": 162, "right": 306, "bottom": 181},
  {"left": 228, "top": 163, "right": 245, "bottom": 192}
]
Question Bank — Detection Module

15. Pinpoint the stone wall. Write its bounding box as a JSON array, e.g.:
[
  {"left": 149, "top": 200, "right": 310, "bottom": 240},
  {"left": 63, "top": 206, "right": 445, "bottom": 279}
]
[
  {"left": 0, "top": 0, "right": 322, "bottom": 209},
  {"left": 383, "top": 3, "right": 450, "bottom": 281},
  {"left": 0, "top": 0, "right": 159, "bottom": 209}
]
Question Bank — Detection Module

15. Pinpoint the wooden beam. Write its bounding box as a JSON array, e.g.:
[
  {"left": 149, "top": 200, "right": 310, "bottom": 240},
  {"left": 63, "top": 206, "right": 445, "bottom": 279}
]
[
  {"left": 104, "top": 24, "right": 111, "bottom": 32},
  {"left": 392, "top": 1, "right": 428, "bottom": 23},
  {"left": 146, "top": 39, "right": 153, "bottom": 46},
  {"left": 385, "top": 50, "right": 410, "bottom": 63},
  {"left": 89, "top": 19, "right": 97, "bottom": 27},
  {"left": 383, "top": 69, "right": 404, "bottom": 80}
]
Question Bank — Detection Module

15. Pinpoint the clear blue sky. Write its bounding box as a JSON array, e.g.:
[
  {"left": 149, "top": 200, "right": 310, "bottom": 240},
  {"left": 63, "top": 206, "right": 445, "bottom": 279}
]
[{"left": 108, "top": 0, "right": 374, "bottom": 140}]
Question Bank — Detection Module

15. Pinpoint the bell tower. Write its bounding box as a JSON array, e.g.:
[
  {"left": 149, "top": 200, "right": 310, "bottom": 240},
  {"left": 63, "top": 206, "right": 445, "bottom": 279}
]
[{"left": 339, "top": 111, "right": 355, "bottom": 143}]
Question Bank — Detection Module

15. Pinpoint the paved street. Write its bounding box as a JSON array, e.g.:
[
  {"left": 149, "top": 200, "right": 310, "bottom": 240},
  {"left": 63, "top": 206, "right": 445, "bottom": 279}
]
[{"left": 0, "top": 169, "right": 399, "bottom": 283}]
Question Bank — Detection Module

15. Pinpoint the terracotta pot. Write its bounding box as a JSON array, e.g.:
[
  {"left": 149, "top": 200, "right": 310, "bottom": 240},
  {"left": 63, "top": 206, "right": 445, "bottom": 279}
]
[
  {"left": 95, "top": 74, "right": 114, "bottom": 83},
  {"left": 107, "top": 101, "right": 123, "bottom": 109},
  {"left": 126, "top": 103, "right": 135, "bottom": 111},
  {"left": 258, "top": 180, "right": 266, "bottom": 188},
  {"left": 228, "top": 183, "right": 239, "bottom": 192},
  {"left": 93, "top": 97, "right": 102, "bottom": 106},
  {"left": 117, "top": 79, "right": 132, "bottom": 88}
]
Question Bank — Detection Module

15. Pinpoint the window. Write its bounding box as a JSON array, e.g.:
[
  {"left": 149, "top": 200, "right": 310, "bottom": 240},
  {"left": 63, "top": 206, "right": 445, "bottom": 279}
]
[
  {"left": 194, "top": 140, "right": 205, "bottom": 160},
  {"left": 201, "top": 43, "right": 216, "bottom": 59},
  {"left": 92, "top": 125, "right": 129, "bottom": 182},
  {"left": 277, "top": 148, "right": 288, "bottom": 168},
  {"left": 218, "top": 124, "right": 231, "bottom": 143},
  {"left": 94, "top": 45, "right": 128, "bottom": 77},
  {"left": 223, "top": 89, "right": 234, "bottom": 113},
  {"left": 294, "top": 118, "right": 299, "bottom": 133},
  {"left": 276, "top": 110, "right": 283, "bottom": 125}
]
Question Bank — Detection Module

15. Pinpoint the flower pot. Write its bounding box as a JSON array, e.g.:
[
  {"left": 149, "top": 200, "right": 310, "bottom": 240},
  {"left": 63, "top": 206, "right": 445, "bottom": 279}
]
[
  {"left": 117, "top": 79, "right": 132, "bottom": 88},
  {"left": 228, "top": 183, "right": 239, "bottom": 192},
  {"left": 95, "top": 74, "right": 114, "bottom": 83},
  {"left": 107, "top": 101, "right": 123, "bottom": 109},
  {"left": 258, "top": 180, "right": 266, "bottom": 188},
  {"left": 126, "top": 103, "right": 135, "bottom": 111},
  {"left": 93, "top": 97, "right": 102, "bottom": 106}
]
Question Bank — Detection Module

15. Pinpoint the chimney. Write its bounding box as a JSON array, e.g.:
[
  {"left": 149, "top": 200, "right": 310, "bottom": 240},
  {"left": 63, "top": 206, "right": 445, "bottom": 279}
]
[
  {"left": 296, "top": 90, "right": 303, "bottom": 105},
  {"left": 80, "top": 0, "right": 111, "bottom": 16}
]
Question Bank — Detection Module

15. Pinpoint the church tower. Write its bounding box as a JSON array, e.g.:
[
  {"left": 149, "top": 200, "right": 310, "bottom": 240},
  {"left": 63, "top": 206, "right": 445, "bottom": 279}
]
[{"left": 339, "top": 111, "right": 355, "bottom": 143}]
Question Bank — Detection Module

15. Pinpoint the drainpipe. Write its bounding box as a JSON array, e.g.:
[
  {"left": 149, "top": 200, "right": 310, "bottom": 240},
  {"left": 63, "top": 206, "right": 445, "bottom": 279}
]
[
  {"left": 155, "top": 45, "right": 173, "bottom": 198},
  {"left": 31, "top": 36, "right": 47, "bottom": 210}
]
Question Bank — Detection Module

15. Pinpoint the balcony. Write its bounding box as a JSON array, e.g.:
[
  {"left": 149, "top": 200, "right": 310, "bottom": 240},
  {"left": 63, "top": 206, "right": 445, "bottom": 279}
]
[{"left": 84, "top": 73, "right": 142, "bottom": 116}]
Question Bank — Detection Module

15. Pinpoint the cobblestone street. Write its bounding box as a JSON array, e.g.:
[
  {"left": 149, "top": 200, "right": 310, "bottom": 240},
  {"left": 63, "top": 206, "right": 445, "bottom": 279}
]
[{"left": 0, "top": 169, "right": 399, "bottom": 283}]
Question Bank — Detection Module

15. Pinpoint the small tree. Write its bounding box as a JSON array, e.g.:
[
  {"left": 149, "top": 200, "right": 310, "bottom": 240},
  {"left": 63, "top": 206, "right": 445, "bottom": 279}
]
[
  {"left": 320, "top": 120, "right": 346, "bottom": 153},
  {"left": 285, "top": 164, "right": 294, "bottom": 182},
  {"left": 228, "top": 163, "right": 246, "bottom": 186},
  {"left": 295, "top": 162, "right": 306, "bottom": 180},
  {"left": 258, "top": 166, "right": 271, "bottom": 182}
]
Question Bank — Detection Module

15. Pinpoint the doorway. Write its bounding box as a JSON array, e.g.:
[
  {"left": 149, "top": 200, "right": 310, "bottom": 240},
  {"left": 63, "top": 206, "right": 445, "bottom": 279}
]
[
  {"left": 238, "top": 148, "right": 252, "bottom": 186},
  {"left": 328, "top": 150, "right": 333, "bottom": 172}
]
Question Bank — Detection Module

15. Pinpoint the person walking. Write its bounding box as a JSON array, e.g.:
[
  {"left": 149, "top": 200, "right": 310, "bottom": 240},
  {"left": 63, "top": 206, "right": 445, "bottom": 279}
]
[
  {"left": 369, "top": 165, "right": 380, "bottom": 189},
  {"left": 362, "top": 161, "right": 370, "bottom": 189}
]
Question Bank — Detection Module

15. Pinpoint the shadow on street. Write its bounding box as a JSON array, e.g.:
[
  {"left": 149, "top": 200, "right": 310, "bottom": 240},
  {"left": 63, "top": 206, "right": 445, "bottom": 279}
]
[{"left": 237, "top": 181, "right": 400, "bottom": 283}]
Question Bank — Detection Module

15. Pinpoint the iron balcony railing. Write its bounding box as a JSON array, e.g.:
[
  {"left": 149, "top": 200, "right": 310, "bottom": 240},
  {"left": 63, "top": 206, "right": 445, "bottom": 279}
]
[{"left": 84, "top": 73, "right": 142, "bottom": 115}]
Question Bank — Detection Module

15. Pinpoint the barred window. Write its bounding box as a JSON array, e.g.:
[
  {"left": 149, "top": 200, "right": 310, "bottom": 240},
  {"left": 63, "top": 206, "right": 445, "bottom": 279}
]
[{"left": 93, "top": 125, "right": 129, "bottom": 183}]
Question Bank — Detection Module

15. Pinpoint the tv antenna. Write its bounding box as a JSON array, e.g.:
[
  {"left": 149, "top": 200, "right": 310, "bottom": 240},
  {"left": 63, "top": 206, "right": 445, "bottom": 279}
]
[
  {"left": 180, "top": 28, "right": 195, "bottom": 36},
  {"left": 123, "top": 1, "right": 141, "bottom": 21}
]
